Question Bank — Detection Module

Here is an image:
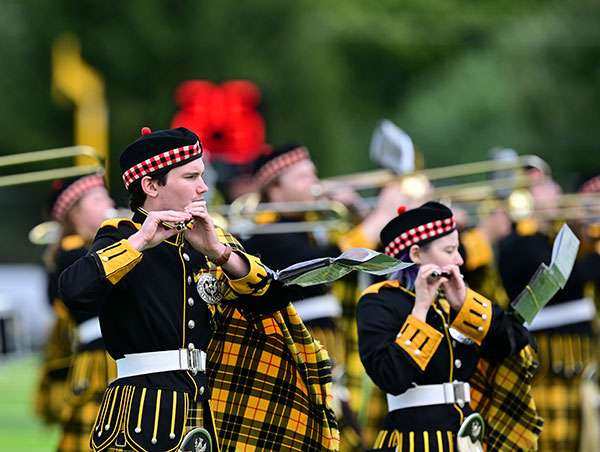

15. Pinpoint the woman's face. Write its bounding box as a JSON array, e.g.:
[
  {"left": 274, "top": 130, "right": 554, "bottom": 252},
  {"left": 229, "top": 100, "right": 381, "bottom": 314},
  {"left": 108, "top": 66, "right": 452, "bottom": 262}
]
[
  {"left": 69, "top": 186, "right": 114, "bottom": 239},
  {"left": 415, "top": 230, "right": 463, "bottom": 268}
]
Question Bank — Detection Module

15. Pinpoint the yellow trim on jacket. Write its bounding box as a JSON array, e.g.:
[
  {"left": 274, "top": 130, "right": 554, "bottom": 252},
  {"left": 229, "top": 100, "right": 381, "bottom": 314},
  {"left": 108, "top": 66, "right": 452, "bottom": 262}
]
[
  {"left": 451, "top": 288, "right": 492, "bottom": 346},
  {"left": 396, "top": 315, "right": 444, "bottom": 371}
]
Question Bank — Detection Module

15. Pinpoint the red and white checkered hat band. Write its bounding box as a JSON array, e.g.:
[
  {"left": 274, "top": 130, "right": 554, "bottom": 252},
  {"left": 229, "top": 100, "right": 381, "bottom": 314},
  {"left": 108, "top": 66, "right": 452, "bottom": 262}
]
[
  {"left": 579, "top": 175, "right": 600, "bottom": 194},
  {"left": 122, "top": 141, "right": 202, "bottom": 188},
  {"left": 255, "top": 147, "right": 309, "bottom": 188},
  {"left": 52, "top": 174, "right": 105, "bottom": 222},
  {"left": 384, "top": 217, "right": 456, "bottom": 258}
]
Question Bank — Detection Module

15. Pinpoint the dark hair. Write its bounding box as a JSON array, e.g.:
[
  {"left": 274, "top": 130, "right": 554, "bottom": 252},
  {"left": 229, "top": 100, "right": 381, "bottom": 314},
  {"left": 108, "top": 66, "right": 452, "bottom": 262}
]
[
  {"left": 128, "top": 172, "right": 169, "bottom": 211},
  {"left": 258, "top": 176, "right": 281, "bottom": 202},
  {"left": 389, "top": 242, "right": 431, "bottom": 291}
]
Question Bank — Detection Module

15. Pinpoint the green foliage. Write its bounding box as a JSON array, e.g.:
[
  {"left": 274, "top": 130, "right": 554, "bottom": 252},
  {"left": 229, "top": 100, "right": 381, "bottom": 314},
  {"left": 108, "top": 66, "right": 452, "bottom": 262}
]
[{"left": 0, "top": 0, "right": 599, "bottom": 262}]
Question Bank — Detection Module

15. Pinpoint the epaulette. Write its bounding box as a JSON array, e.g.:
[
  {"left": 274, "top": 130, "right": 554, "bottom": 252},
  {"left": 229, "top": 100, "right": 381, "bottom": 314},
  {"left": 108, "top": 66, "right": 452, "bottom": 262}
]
[
  {"left": 588, "top": 223, "right": 600, "bottom": 240},
  {"left": 516, "top": 218, "right": 538, "bottom": 236},
  {"left": 99, "top": 218, "right": 140, "bottom": 231},
  {"left": 254, "top": 211, "right": 279, "bottom": 225},
  {"left": 461, "top": 228, "right": 493, "bottom": 271},
  {"left": 360, "top": 279, "right": 402, "bottom": 297},
  {"left": 337, "top": 225, "right": 374, "bottom": 252},
  {"left": 60, "top": 234, "right": 85, "bottom": 251}
]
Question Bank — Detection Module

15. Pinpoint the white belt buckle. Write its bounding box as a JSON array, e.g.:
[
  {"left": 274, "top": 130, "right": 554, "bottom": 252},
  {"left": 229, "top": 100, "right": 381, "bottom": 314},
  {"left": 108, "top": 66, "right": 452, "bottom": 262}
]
[
  {"left": 444, "top": 381, "right": 467, "bottom": 408},
  {"left": 180, "top": 347, "right": 202, "bottom": 375}
]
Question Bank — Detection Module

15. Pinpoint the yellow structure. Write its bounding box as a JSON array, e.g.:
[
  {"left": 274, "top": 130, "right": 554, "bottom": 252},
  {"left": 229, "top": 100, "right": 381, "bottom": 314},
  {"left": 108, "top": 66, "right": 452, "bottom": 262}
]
[{"left": 51, "top": 32, "right": 108, "bottom": 178}]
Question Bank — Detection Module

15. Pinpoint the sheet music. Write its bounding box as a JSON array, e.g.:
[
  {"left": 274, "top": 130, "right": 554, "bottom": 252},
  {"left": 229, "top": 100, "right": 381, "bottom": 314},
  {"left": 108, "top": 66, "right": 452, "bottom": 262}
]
[
  {"left": 511, "top": 223, "right": 580, "bottom": 324},
  {"left": 549, "top": 224, "right": 580, "bottom": 286},
  {"left": 276, "top": 247, "right": 413, "bottom": 287}
]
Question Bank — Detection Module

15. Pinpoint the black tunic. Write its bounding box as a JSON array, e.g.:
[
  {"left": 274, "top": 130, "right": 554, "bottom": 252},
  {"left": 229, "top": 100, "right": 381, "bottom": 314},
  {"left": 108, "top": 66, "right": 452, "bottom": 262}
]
[
  {"left": 356, "top": 280, "right": 530, "bottom": 448},
  {"left": 59, "top": 210, "right": 291, "bottom": 399}
]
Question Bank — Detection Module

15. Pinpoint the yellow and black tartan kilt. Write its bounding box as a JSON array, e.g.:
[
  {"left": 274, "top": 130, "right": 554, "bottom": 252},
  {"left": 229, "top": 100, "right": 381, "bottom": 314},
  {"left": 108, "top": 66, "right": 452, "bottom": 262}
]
[
  {"left": 469, "top": 346, "right": 544, "bottom": 451},
  {"left": 529, "top": 332, "right": 599, "bottom": 452},
  {"left": 207, "top": 304, "right": 339, "bottom": 452},
  {"left": 33, "top": 313, "right": 76, "bottom": 424},
  {"left": 57, "top": 349, "right": 117, "bottom": 452},
  {"left": 370, "top": 428, "right": 456, "bottom": 451},
  {"left": 307, "top": 323, "right": 364, "bottom": 452},
  {"left": 531, "top": 373, "right": 580, "bottom": 452},
  {"left": 104, "top": 400, "right": 217, "bottom": 452}
]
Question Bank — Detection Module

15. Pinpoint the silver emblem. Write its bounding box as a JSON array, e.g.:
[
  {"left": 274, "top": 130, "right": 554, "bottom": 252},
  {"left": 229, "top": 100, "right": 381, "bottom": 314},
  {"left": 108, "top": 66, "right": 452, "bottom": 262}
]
[
  {"left": 194, "top": 437, "right": 207, "bottom": 452},
  {"left": 449, "top": 327, "right": 475, "bottom": 345},
  {"left": 179, "top": 427, "right": 212, "bottom": 452},
  {"left": 196, "top": 273, "right": 222, "bottom": 305}
]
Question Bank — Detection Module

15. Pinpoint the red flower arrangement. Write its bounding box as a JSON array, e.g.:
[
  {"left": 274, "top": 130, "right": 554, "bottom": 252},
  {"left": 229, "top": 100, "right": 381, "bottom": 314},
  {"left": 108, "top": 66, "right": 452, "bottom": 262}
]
[{"left": 171, "top": 80, "right": 267, "bottom": 165}]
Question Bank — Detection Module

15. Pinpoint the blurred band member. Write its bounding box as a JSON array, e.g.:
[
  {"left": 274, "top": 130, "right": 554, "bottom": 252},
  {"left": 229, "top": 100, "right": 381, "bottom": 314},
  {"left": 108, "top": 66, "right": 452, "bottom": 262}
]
[
  {"left": 243, "top": 143, "right": 407, "bottom": 451},
  {"left": 499, "top": 174, "right": 600, "bottom": 452},
  {"left": 35, "top": 173, "right": 118, "bottom": 452},
  {"left": 459, "top": 202, "right": 512, "bottom": 308}
]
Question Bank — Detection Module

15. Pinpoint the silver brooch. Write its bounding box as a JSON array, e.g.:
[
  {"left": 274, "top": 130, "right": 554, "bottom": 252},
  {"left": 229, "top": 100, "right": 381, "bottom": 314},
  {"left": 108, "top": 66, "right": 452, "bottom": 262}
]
[
  {"left": 196, "top": 273, "right": 223, "bottom": 305},
  {"left": 449, "top": 327, "right": 475, "bottom": 345}
]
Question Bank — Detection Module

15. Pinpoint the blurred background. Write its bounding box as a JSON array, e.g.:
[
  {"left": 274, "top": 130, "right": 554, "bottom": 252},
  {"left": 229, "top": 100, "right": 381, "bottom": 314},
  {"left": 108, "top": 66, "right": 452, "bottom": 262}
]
[{"left": 0, "top": 0, "right": 599, "bottom": 449}]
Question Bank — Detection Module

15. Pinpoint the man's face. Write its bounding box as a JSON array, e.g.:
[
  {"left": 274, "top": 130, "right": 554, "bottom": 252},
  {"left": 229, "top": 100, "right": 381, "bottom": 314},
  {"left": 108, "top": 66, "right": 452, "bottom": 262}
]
[
  {"left": 269, "top": 159, "right": 319, "bottom": 203},
  {"left": 154, "top": 158, "right": 208, "bottom": 211}
]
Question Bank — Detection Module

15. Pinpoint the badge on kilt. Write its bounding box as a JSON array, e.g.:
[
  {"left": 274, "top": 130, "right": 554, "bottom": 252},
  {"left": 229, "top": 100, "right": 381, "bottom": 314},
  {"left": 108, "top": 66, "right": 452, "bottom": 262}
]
[
  {"left": 179, "top": 427, "right": 212, "bottom": 452},
  {"left": 196, "top": 273, "right": 223, "bottom": 305}
]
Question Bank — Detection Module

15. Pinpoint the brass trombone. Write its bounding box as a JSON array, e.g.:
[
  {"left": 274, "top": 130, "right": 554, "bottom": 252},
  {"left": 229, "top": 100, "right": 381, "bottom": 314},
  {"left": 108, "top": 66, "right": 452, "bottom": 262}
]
[
  {"left": 0, "top": 145, "right": 106, "bottom": 244},
  {"left": 454, "top": 191, "right": 600, "bottom": 227},
  {"left": 0, "top": 145, "right": 104, "bottom": 188},
  {"left": 211, "top": 193, "right": 353, "bottom": 237},
  {"left": 214, "top": 154, "right": 552, "bottom": 235},
  {"left": 321, "top": 154, "right": 550, "bottom": 202}
]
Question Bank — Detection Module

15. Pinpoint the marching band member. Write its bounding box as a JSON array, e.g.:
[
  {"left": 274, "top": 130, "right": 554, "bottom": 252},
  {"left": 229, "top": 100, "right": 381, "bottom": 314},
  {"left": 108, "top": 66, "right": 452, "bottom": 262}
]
[
  {"left": 59, "top": 127, "right": 338, "bottom": 452},
  {"left": 242, "top": 143, "right": 405, "bottom": 451},
  {"left": 357, "top": 201, "right": 540, "bottom": 451},
  {"left": 33, "top": 173, "right": 117, "bottom": 452},
  {"left": 459, "top": 202, "right": 512, "bottom": 308},
  {"left": 498, "top": 174, "right": 600, "bottom": 452}
]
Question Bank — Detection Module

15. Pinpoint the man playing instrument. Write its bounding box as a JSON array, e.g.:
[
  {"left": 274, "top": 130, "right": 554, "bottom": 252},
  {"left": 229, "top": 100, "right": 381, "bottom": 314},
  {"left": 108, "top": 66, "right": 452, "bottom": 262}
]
[{"left": 59, "top": 127, "right": 338, "bottom": 452}]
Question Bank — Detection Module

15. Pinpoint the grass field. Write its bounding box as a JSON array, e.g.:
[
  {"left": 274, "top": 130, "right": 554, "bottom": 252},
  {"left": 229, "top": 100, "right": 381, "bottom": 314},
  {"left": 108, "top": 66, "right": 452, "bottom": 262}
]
[{"left": 0, "top": 353, "right": 60, "bottom": 451}]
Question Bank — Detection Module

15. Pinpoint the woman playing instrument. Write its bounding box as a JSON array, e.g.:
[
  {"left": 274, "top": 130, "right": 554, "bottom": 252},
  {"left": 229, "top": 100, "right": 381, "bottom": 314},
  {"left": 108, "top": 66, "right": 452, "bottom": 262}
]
[
  {"left": 34, "top": 173, "right": 117, "bottom": 452},
  {"left": 356, "top": 201, "right": 538, "bottom": 451}
]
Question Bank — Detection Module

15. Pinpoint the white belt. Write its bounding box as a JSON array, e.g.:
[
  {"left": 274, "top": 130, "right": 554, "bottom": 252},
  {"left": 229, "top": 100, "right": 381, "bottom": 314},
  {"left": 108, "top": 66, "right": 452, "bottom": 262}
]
[
  {"left": 525, "top": 297, "right": 596, "bottom": 331},
  {"left": 387, "top": 382, "right": 471, "bottom": 411},
  {"left": 77, "top": 317, "right": 102, "bottom": 344},
  {"left": 116, "top": 348, "right": 206, "bottom": 379},
  {"left": 293, "top": 294, "right": 342, "bottom": 322}
]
